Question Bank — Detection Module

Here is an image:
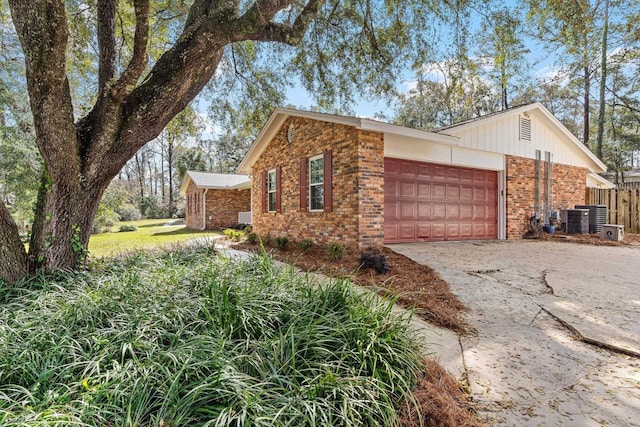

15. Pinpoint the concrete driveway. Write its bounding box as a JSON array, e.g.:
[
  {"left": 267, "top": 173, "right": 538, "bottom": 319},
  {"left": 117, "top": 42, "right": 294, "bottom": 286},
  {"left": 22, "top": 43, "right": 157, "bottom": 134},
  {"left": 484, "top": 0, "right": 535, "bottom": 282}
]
[{"left": 391, "top": 240, "right": 640, "bottom": 426}]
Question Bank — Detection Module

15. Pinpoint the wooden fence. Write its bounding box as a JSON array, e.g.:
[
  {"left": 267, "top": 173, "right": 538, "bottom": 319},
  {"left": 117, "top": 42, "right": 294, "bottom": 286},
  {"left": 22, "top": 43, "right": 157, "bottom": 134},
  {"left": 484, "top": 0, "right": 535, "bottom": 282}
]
[
  {"left": 586, "top": 188, "right": 640, "bottom": 233},
  {"left": 617, "top": 182, "right": 640, "bottom": 190}
]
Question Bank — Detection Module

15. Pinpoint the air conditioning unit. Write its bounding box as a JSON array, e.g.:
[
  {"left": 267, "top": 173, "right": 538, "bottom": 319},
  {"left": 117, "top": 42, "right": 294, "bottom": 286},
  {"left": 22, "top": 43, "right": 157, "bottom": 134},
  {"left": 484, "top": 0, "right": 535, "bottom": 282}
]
[
  {"left": 600, "top": 224, "right": 624, "bottom": 241},
  {"left": 560, "top": 209, "right": 589, "bottom": 234},
  {"left": 575, "top": 205, "right": 607, "bottom": 233}
]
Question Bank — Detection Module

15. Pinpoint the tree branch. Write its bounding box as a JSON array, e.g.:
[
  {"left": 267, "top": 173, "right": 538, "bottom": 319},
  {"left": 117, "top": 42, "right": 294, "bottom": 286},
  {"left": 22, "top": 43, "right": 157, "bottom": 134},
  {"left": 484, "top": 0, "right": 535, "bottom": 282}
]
[
  {"left": 7, "top": 0, "right": 79, "bottom": 182},
  {"left": 97, "top": 0, "right": 117, "bottom": 94},
  {"left": 110, "top": 0, "right": 150, "bottom": 100},
  {"left": 231, "top": 0, "right": 325, "bottom": 44}
]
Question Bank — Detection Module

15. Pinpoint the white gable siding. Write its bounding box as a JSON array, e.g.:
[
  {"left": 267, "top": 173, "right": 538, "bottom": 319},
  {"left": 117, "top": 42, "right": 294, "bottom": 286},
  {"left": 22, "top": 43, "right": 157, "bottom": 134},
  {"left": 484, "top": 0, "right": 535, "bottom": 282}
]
[{"left": 445, "top": 111, "right": 594, "bottom": 170}]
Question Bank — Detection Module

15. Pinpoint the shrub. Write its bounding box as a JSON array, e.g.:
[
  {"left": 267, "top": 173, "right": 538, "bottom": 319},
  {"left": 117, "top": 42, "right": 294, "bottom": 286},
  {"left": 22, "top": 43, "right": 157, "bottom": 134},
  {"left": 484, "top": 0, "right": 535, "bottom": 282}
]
[
  {"left": 119, "top": 224, "right": 138, "bottom": 232},
  {"left": 117, "top": 204, "right": 142, "bottom": 221},
  {"left": 247, "top": 232, "right": 258, "bottom": 244},
  {"left": 260, "top": 233, "right": 271, "bottom": 246},
  {"left": 224, "top": 228, "right": 244, "bottom": 242},
  {"left": 327, "top": 242, "right": 346, "bottom": 260},
  {"left": 243, "top": 226, "right": 253, "bottom": 234},
  {"left": 298, "top": 239, "right": 314, "bottom": 250},
  {"left": 275, "top": 236, "right": 289, "bottom": 249},
  {"left": 0, "top": 247, "right": 424, "bottom": 426},
  {"left": 359, "top": 249, "right": 390, "bottom": 274}
]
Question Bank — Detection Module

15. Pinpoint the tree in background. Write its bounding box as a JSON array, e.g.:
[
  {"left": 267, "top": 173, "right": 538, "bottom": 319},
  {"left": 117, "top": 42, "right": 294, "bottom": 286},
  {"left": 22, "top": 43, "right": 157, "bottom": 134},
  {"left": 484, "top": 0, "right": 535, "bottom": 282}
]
[
  {"left": 394, "top": 58, "right": 499, "bottom": 130},
  {"left": 525, "top": 0, "right": 603, "bottom": 145},
  {"left": 478, "top": 7, "right": 529, "bottom": 111}
]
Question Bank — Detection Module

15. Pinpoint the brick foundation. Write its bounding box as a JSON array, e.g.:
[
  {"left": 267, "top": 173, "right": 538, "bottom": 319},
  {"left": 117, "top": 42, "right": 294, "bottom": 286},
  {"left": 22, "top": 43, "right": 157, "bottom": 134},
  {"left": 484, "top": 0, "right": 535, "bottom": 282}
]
[{"left": 506, "top": 155, "right": 588, "bottom": 238}]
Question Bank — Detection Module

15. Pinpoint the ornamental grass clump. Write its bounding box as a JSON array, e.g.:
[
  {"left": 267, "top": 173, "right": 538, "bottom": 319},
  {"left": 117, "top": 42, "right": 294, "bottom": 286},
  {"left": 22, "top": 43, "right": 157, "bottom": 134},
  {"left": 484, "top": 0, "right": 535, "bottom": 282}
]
[{"left": 0, "top": 244, "right": 425, "bottom": 426}]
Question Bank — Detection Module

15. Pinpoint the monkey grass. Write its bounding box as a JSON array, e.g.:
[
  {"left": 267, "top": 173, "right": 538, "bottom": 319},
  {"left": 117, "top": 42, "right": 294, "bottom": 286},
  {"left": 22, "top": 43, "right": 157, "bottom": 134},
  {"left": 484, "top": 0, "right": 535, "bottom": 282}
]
[{"left": 0, "top": 245, "right": 425, "bottom": 426}]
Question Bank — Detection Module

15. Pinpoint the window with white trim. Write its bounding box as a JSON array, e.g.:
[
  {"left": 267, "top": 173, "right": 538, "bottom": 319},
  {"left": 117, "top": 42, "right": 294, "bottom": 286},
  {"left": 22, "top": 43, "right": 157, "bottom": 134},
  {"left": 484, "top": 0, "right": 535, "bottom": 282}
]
[
  {"left": 267, "top": 169, "right": 277, "bottom": 212},
  {"left": 309, "top": 155, "right": 324, "bottom": 211}
]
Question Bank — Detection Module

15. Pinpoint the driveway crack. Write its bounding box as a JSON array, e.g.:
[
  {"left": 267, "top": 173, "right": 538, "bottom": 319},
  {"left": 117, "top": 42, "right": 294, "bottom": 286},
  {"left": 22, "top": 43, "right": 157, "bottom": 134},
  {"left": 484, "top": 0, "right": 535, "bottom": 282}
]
[
  {"left": 541, "top": 270, "right": 554, "bottom": 294},
  {"left": 537, "top": 304, "right": 640, "bottom": 359}
]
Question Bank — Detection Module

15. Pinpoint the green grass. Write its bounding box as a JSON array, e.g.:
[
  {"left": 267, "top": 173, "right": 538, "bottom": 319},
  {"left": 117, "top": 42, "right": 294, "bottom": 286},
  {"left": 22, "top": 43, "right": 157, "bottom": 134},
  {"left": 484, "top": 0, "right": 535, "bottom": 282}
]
[
  {"left": 88, "top": 219, "right": 222, "bottom": 257},
  {"left": 0, "top": 246, "right": 425, "bottom": 426}
]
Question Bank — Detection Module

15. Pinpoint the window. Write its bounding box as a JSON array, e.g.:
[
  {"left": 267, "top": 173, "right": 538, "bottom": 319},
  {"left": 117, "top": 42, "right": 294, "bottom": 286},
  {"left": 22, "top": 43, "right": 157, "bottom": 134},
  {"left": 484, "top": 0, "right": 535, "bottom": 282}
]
[
  {"left": 268, "top": 169, "right": 277, "bottom": 212},
  {"left": 309, "top": 155, "right": 324, "bottom": 211}
]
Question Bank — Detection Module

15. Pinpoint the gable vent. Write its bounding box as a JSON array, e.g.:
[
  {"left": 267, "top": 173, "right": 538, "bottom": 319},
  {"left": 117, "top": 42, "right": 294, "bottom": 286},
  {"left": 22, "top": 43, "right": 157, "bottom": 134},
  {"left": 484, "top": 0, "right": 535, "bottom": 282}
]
[{"left": 520, "top": 115, "right": 532, "bottom": 141}]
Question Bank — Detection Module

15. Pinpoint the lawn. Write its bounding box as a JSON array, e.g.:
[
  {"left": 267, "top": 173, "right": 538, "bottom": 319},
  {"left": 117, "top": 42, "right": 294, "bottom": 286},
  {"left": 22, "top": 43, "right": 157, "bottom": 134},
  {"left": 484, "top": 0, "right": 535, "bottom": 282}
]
[
  {"left": 88, "top": 219, "right": 223, "bottom": 257},
  {"left": 0, "top": 245, "right": 425, "bottom": 426}
]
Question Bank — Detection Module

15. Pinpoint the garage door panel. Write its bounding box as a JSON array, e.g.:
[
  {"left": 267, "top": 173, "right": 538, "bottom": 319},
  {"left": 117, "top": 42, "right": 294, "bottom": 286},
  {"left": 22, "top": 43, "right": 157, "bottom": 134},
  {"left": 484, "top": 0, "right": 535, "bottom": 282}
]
[
  {"left": 446, "top": 204, "right": 460, "bottom": 220},
  {"left": 433, "top": 184, "right": 447, "bottom": 200},
  {"left": 446, "top": 224, "right": 460, "bottom": 239},
  {"left": 417, "top": 203, "right": 431, "bottom": 219},
  {"left": 417, "top": 183, "right": 431, "bottom": 198},
  {"left": 431, "top": 224, "right": 446, "bottom": 239},
  {"left": 385, "top": 158, "right": 497, "bottom": 243},
  {"left": 416, "top": 223, "right": 431, "bottom": 238},
  {"left": 399, "top": 224, "right": 415, "bottom": 240},
  {"left": 417, "top": 164, "right": 432, "bottom": 179},
  {"left": 384, "top": 224, "right": 398, "bottom": 240},
  {"left": 433, "top": 165, "right": 447, "bottom": 180},
  {"left": 460, "top": 169, "right": 474, "bottom": 182},
  {"left": 460, "top": 223, "right": 474, "bottom": 238},
  {"left": 400, "top": 202, "right": 415, "bottom": 219},
  {"left": 460, "top": 204, "right": 473, "bottom": 220},
  {"left": 447, "top": 185, "right": 460, "bottom": 200},
  {"left": 433, "top": 203, "right": 446, "bottom": 220},
  {"left": 460, "top": 186, "right": 473, "bottom": 201},
  {"left": 400, "top": 182, "right": 415, "bottom": 197}
]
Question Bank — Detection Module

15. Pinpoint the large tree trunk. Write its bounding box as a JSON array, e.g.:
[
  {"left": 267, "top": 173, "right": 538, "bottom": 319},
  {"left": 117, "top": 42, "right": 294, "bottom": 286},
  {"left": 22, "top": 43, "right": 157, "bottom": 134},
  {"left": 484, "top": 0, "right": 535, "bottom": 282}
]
[
  {"left": 1, "top": 0, "right": 325, "bottom": 284},
  {"left": 28, "top": 171, "right": 106, "bottom": 271},
  {"left": 0, "top": 201, "right": 27, "bottom": 284}
]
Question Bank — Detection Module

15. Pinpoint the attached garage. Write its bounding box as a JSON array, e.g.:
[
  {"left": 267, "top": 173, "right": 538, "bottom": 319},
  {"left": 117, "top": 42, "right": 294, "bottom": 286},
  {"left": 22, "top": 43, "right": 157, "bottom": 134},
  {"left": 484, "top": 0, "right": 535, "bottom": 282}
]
[
  {"left": 238, "top": 103, "right": 609, "bottom": 249},
  {"left": 384, "top": 158, "right": 497, "bottom": 243}
]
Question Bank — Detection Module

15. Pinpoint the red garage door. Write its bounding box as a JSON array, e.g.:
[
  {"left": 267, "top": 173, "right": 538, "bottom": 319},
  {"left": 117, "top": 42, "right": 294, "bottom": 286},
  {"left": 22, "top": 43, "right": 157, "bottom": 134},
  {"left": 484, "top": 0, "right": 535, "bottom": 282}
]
[{"left": 384, "top": 158, "right": 497, "bottom": 243}]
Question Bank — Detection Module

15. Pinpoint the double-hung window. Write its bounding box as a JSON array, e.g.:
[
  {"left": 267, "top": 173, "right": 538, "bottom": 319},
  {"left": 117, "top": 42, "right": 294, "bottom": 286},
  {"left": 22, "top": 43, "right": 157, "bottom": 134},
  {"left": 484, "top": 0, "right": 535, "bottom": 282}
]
[
  {"left": 309, "top": 155, "right": 324, "bottom": 211},
  {"left": 267, "top": 169, "right": 277, "bottom": 212}
]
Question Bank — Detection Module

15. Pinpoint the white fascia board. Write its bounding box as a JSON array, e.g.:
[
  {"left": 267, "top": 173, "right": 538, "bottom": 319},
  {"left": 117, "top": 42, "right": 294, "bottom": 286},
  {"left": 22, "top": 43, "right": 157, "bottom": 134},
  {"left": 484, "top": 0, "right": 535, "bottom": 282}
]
[
  {"left": 178, "top": 174, "right": 192, "bottom": 196},
  {"left": 587, "top": 173, "right": 615, "bottom": 189},
  {"left": 360, "top": 119, "right": 460, "bottom": 145}
]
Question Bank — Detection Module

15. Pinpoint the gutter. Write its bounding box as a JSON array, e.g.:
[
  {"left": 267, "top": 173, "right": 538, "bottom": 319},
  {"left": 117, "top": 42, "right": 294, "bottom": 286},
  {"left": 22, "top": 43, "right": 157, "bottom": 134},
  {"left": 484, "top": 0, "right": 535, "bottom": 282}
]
[{"left": 202, "top": 189, "right": 208, "bottom": 231}]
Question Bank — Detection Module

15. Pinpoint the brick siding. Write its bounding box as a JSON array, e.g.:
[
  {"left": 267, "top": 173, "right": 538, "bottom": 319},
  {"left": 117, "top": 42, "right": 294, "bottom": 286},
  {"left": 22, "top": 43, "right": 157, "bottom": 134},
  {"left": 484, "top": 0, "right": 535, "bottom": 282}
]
[
  {"left": 185, "top": 181, "right": 250, "bottom": 230},
  {"left": 506, "top": 155, "right": 588, "bottom": 238},
  {"left": 251, "top": 117, "right": 384, "bottom": 248}
]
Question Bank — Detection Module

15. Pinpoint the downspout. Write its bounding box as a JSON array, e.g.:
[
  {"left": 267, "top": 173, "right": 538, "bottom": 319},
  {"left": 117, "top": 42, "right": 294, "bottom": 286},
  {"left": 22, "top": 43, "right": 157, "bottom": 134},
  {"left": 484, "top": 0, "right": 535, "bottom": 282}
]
[{"left": 202, "top": 189, "right": 208, "bottom": 231}]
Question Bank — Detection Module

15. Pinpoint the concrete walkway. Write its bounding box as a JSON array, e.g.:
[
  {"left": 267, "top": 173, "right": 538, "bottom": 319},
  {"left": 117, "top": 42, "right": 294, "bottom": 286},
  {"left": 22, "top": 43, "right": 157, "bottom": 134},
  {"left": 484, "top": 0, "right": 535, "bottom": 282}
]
[{"left": 391, "top": 240, "right": 640, "bottom": 427}]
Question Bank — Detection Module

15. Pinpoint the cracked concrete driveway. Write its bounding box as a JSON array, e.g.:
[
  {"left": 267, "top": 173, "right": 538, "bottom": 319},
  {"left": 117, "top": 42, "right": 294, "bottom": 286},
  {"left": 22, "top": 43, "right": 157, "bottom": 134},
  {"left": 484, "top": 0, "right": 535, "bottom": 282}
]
[{"left": 392, "top": 240, "right": 640, "bottom": 426}]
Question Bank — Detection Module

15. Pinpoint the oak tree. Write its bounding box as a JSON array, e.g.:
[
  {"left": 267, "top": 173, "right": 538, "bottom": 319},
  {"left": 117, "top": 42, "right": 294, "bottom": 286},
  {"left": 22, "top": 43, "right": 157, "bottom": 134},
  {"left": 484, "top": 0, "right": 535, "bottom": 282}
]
[{"left": 0, "top": 0, "right": 458, "bottom": 284}]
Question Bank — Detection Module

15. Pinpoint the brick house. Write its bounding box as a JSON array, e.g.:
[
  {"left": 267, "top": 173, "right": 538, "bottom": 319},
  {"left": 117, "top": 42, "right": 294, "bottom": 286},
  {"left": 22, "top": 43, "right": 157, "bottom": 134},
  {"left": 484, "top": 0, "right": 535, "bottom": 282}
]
[
  {"left": 179, "top": 171, "right": 251, "bottom": 230},
  {"left": 237, "top": 103, "right": 608, "bottom": 248}
]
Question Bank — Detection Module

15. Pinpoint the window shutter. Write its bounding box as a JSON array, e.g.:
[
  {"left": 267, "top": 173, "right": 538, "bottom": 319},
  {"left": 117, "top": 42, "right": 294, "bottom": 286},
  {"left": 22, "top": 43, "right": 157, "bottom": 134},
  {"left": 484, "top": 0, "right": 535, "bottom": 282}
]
[
  {"left": 276, "top": 166, "right": 282, "bottom": 213},
  {"left": 299, "top": 157, "right": 308, "bottom": 212},
  {"left": 323, "top": 149, "right": 332, "bottom": 213},
  {"left": 261, "top": 170, "right": 267, "bottom": 213}
]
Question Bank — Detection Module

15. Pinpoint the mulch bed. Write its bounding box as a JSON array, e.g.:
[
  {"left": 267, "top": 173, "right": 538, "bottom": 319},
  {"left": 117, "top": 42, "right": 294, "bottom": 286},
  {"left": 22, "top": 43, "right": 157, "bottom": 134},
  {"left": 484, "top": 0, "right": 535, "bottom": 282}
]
[
  {"left": 234, "top": 242, "right": 470, "bottom": 334},
  {"left": 534, "top": 231, "right": 640, "bottom": 246}
]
